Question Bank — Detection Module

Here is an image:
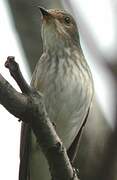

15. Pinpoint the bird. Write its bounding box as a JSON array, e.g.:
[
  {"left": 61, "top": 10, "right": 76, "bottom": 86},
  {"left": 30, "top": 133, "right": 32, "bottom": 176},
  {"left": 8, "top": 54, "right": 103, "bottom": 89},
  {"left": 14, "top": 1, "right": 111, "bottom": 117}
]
[{"left": 19, "top": 7, "right": 94, "bottom": 180}]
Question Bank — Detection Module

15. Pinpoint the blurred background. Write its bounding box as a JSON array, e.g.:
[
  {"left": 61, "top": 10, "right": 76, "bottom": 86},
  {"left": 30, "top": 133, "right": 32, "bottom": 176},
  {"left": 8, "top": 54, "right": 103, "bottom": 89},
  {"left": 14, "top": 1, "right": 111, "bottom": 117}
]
[{"left": 0, "top": 0, "right": 116, "bottom": 180}]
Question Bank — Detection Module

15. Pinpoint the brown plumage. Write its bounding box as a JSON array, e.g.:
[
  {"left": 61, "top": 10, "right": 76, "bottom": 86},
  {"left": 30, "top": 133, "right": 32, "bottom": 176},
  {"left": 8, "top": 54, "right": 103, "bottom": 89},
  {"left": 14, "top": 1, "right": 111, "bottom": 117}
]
[{"left": 19, "top": 7, "right": 93, "bottom": 180}]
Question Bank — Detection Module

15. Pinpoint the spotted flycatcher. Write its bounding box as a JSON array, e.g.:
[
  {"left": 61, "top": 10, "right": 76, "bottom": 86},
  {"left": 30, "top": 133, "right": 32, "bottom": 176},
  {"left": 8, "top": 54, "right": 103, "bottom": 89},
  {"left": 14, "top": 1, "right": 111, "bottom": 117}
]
[{"left": 19, "top": 7, "right": 94, "bottom": 180}]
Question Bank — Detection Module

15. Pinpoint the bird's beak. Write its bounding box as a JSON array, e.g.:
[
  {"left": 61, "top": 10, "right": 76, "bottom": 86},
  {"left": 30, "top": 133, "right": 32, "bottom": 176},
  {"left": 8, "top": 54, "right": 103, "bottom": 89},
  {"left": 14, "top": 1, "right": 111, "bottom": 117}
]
[{"left": 38, "top": 6, "right": 50, "bottom": 18}]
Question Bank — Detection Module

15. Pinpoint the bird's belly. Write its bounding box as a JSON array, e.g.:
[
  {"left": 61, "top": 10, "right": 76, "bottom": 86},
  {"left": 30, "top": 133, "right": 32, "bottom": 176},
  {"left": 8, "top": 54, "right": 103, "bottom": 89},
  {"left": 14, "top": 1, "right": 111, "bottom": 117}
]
[
  {"left": 29, "top": 83, "right": 88, "bottom": 180},
  {"left": 29, "top": 67, "right": 93, "bottom": 180},
  {"left": 43, "top": 84, "right": 86, "bottom": 149}
]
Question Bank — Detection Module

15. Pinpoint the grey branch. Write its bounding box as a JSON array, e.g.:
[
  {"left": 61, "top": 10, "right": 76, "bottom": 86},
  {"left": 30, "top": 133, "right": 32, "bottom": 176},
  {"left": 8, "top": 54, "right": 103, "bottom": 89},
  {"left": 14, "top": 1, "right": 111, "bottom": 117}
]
[{"left": 0, "top": 56, "right": 79, "bottom": 180}]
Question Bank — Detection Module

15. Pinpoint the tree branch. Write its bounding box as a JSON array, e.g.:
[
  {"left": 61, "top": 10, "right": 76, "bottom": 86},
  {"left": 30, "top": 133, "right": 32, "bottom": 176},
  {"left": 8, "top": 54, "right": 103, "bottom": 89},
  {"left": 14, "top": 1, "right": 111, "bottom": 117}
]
[
  {"left": 5, "top": 56, "right": 31, "bottom": 94},
  {"left": 0, "top": 56, "right": 79, "bottom": 180}
]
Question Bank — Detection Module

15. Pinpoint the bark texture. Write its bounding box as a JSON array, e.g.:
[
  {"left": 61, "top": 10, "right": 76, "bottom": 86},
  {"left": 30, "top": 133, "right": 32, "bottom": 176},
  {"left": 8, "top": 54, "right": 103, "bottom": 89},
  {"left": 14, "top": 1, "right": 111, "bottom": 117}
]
[{"left": 0, "top": 56, "right": 79, "bottom": 180}]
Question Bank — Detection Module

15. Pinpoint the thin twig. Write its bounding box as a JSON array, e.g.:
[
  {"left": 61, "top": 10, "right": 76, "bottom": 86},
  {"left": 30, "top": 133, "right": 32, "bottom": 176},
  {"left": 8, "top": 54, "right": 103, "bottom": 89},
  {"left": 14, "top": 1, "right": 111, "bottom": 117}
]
[{"left": 5, "top": 56, "right": 32, "bottom": 94}]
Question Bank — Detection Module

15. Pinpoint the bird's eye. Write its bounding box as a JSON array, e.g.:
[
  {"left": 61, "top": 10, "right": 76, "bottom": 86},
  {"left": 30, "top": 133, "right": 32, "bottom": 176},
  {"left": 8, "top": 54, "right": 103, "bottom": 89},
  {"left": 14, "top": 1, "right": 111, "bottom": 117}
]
[{"left": 64, "top": 16, "right": 71, "bottom": 24}]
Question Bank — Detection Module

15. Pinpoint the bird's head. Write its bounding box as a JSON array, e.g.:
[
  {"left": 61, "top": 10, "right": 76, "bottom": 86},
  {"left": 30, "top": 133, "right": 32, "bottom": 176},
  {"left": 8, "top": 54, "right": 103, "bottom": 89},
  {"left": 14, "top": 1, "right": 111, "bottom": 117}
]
[{"left": 39, "top": 7, "right": 80, "bottom": 50}]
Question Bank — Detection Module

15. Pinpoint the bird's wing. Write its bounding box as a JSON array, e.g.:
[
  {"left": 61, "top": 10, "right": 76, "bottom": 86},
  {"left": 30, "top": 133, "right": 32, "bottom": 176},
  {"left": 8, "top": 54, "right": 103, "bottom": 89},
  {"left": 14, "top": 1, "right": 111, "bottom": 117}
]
[
  {"left": 19, "top": 122, "right": 31, "bottom": 180},
  {"left": 67, "top": 107, "right": 90, "bottom": 164}
]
